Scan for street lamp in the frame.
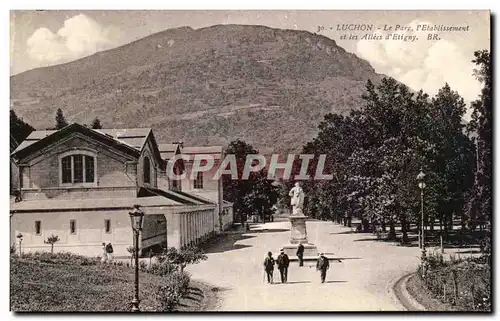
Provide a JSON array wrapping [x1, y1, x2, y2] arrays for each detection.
[[129, 204, 144, 312], [16, 233, 23, 256], [416, 169, 426, 254]]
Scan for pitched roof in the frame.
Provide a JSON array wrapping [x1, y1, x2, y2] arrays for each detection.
[[95, 128, 151, 150], [182, 146, 223, 154], [10, 135, 19, 153], [181, 146, 224, 161], [11, 123, 142, 161], [138, 187, 214, 205], [10, 195, 215, 213], [158, 143, 180, 160]]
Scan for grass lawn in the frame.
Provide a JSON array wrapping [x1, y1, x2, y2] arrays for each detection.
[[10, 256, 217, 312]]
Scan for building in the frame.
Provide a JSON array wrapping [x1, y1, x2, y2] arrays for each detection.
[[10, 123, 232, 257], [178, 145, 233, 231], [10, 135, 19, 194]]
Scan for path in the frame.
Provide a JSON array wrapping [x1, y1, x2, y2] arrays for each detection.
[[187, 219, 422, 311]]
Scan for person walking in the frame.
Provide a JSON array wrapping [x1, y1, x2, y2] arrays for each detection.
[[277, 249, 290, 283], [263, 251, 275, 284], [316, 253, 330, 283], [101, 242, 108, 263], [296, 243, 305, 267], [105, 242, 114, 263]]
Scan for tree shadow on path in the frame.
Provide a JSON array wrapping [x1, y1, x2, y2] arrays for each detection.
[[201, 233, 256, 254]]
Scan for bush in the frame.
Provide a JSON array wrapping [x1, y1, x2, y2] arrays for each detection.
[[20, 251, 99, 266], [147, 261, 179, 276], [420, 254, 491, 311], [159, 245, 207, 272], [155, 271, 191, 311]]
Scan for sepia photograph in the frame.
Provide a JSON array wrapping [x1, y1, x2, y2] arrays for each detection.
[[9, 8, 491, 312]]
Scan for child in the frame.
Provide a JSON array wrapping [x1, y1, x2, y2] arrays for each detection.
[[101, 242, 107, 263]]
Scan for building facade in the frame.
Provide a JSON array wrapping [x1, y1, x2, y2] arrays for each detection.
[[10, 123, 232, 257]]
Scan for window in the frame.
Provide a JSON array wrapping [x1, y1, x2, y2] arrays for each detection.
[[61, 153, 95, 184], [143, 157, 151, 184], [35, 221, 41, 235], [104, 219, 111, 234], [194, 172, 203, 189], [70, 220, 76, 234]]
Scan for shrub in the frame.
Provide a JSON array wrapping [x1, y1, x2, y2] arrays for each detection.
[[420, 256, 491, 311], [155, 271, 191, 311], [159, 245, 207, 272], [147, 261, 179, 276], [20, 251, 99, 266]]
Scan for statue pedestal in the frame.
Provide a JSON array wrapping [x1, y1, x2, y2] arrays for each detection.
[[282, 215, 318, 259]]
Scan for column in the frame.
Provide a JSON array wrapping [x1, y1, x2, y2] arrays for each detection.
[[183, 214, 188, 247], [178, 214, 186, 247], [203, 211, 207, 241], [187, 213, 191, 245], [196, 211, 200, 245]]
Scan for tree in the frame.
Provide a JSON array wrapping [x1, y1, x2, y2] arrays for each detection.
[[44, 234, 60, 254], [222, 140, 278, 222], [428, 84, 475, 235], [10, 110, 34, 144], [466, 50, 491, 230], [287, 75, 475, 246], [55, 108, 69, 129], [163, 246, 207, 272], [91, 117, 103, 129]]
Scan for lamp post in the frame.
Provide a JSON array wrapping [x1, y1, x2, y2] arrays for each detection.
[[416, 170, 426, 254], [129, 204, 144, 312]]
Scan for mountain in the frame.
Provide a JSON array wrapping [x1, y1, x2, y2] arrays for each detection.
[[10, 24, 383, 154]]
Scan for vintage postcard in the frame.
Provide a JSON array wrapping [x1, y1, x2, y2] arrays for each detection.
[[9, 10, 491, 312]]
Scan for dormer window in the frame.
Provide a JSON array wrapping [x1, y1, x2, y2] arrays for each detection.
[[59, 151, 97, 186]]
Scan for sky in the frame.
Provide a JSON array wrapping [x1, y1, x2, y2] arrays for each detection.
[[10, 10, 490, 106]]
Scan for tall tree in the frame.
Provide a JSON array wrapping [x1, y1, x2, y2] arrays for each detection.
[[10, 110, 34, 145], [222, 139, 277, 222], [55, 108, 69, 129], [428, 84, 475, 234], [466, 50, 492, 229], [91, 117, 103, 129]]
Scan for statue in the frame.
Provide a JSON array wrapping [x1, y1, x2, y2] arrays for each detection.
[[289, 182, 305, 216]]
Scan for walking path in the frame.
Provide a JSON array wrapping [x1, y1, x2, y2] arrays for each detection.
[[187, 219, 423, 311]]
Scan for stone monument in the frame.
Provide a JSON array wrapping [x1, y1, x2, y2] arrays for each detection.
[[282, 182, 318, 258]]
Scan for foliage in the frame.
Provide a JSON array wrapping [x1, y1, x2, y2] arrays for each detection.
[[292, 52, 487, 243], [222, 139, 278, 221], [10, 253, 184, 312], [419, 252, 491, 311], [146, 261, 179, 276], [466, 50, 492, 229], [44, 234, 60, 254], [19, 251, 99, 266], [155, 271, 191, 311], [55, 108, 69, 129], [91, 117, 103, 129], [158, 245, 208, 272], [10, 110, 34, 147]]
